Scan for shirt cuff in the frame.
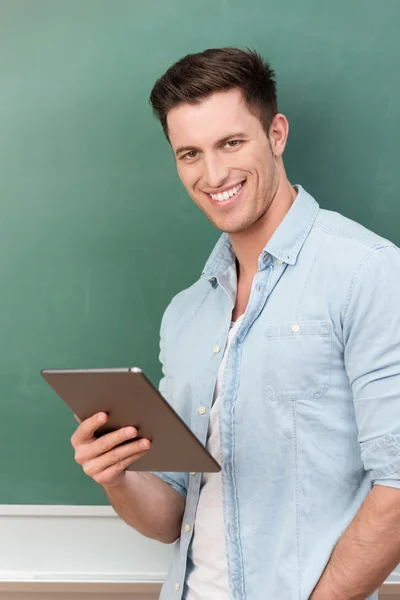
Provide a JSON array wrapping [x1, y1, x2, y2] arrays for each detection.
[[150, 472, 187, 498], [373, 479, 400, 490]]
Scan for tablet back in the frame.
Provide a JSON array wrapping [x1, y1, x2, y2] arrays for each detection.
[[41, 368, 220, 473]]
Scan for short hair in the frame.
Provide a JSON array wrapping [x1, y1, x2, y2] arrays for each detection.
[[149, 47, 278, 140]]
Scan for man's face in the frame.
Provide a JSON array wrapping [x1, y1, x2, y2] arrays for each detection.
[[167, 88, 279, 234]]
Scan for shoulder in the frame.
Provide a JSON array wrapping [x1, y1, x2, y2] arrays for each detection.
[[160, 276, 211, 338], [314, 208, 399, 269], [316, 208, 395, 250]]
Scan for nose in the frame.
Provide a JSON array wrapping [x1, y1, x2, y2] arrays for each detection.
[[203, 154, 229, 190]]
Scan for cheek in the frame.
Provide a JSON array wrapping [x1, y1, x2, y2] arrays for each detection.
[[177, 165, 200, 191]]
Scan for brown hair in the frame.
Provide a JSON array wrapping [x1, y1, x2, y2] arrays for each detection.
[[149, 47, 278, 140]]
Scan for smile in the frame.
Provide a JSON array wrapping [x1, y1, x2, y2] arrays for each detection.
[[209, 182, 243, 202]]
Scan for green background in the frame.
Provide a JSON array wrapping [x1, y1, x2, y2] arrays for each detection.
[[0, 0, 399, 505]]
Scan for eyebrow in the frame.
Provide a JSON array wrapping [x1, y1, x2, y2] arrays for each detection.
[[174, 132, 248, 156]]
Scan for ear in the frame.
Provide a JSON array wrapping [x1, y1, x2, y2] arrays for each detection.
[[268, 114, 289, 158]]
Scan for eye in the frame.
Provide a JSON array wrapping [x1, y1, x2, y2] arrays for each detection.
[[224, 140, 243, 149], [181, 150, 199, 160]]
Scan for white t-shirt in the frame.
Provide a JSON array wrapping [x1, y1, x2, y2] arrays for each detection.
[[184, 316, 244, 600]]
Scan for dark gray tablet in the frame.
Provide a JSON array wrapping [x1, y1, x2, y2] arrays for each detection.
[[41, 367, 220, 473]]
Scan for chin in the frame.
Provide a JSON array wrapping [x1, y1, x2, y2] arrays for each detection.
[[203, 206, 257, 234], [214, 219, 254, 235]]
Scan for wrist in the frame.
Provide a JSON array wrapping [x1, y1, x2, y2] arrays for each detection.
[[309, 573, 344, 600], [101, 472, 128, 492], [310, 590, 343, 600]]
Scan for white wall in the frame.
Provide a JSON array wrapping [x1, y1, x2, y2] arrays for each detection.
[[0, 505, 170, 599]]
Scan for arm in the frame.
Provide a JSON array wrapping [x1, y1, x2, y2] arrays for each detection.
[[310, 484, 400, 600], [103, 470, 185, 544], [71, 412, 185, 545], [311, 245, 400, 599]]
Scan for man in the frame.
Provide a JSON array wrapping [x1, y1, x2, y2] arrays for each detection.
[[71, 48, 400, 599]]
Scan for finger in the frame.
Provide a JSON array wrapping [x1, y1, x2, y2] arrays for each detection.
[[93, 449, 150, 486], [89, 425, 139, 458], [71, 412, 108, 447], [83, 438, 151, 476], [75, 425, 139, 465]]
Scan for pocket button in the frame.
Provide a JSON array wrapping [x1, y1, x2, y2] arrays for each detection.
[[291, 324, 300, 333]]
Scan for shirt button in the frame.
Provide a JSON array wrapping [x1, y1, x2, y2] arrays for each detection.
[[184, 524, 191, 532], [292, 324, 300, 333], [190, 472, 197, 476], [175, 582, 180, 591], [198, 406, 206, 415], [213, 345, 221, 353]]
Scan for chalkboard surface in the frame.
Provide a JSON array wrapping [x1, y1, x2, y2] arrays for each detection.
[[0, 0, 399, 504]]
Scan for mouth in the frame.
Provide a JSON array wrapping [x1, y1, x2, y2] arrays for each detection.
[[206, 180, 246, 208]]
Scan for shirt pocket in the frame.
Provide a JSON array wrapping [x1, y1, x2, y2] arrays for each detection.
[[264, 320, 332, 403]]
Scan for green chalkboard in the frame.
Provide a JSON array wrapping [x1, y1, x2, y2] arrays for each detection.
[[0, 0, 399, 505]]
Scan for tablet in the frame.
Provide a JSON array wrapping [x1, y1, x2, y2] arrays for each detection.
[[41, 367, 220, 473]]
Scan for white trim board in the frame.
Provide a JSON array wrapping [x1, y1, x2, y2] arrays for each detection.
[[0, 505, 115, 517], [0, 581, 162, 594], [0, 505, 172, 584], [0, 574, 164, 583]]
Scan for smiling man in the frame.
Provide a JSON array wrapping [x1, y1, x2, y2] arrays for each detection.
[[72, 48, 400, 600], [147, 47, 400, 600]]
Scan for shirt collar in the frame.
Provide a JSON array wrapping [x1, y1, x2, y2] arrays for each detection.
[[202, 184, 320, 279]]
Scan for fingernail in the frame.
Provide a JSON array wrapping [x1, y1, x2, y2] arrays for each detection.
[[140, 440, 150, 450], [97, 413, 105, 423]]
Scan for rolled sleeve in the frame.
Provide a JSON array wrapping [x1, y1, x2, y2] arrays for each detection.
[[343, 245, 400, 486], [374, 480, 400, 490], [150, 306, 188, 499]]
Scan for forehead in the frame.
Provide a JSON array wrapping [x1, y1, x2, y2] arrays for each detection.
[[167, 89, 261, 149]]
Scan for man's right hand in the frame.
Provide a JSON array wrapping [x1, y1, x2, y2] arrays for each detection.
[[71, 412, 151, 489]]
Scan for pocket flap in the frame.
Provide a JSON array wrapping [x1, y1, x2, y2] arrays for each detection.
[[266, 320, 331, 338]]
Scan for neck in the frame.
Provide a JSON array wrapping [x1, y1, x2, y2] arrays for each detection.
[[229, 178, 297, 281]]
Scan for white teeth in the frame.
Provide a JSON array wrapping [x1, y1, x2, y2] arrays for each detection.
[[210, 182, 243, 202]]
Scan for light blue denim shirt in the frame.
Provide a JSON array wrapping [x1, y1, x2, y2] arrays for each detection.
[[153, 185, 400, 600]]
